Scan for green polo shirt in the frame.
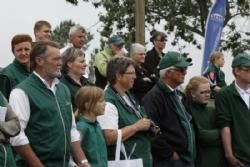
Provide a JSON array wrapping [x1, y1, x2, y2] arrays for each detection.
[[77, 117, 108, 167]]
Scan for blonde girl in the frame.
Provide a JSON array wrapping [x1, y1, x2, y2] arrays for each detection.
[[75, 86, 107, 167]]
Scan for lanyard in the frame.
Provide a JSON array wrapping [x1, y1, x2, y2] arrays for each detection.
[[110, 86, 143, 119]]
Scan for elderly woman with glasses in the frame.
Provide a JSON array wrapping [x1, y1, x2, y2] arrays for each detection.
[[184, 76, 226, 167], [97, 57, 153, 167], [130, 43, 158, 102], [61, 47, 92, 112]]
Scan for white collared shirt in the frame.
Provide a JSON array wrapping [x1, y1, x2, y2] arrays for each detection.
[[235, 82, 250, 109], [9, 72, 80, 146]]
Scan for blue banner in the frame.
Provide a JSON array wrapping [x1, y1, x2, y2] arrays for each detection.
[[201, 0, 227, 73]]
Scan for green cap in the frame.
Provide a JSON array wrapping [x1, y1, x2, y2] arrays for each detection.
[[232, 52, 250, 68], [158, 51, 192, 70], [108, 35, 124, 45]]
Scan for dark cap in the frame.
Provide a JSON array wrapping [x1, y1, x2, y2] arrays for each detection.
[[158, 51, 192, 70], [108, 35, 124, 45], [232, 52, 250, 68]]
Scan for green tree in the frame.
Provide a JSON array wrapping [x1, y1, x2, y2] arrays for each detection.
[[66, 0, 250, 55], [51, 20, 75, 48], [51, 20, 94, 49]]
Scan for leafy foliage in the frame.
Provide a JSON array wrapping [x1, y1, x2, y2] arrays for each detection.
[[51, 20, 75, 48], [66, 0, 250, 56]]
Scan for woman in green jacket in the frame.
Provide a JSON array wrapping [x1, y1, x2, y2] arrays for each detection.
[[184, 76, 226, 167], [0, 34, 32, 99]]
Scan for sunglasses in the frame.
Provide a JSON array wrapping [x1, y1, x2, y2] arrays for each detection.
[[156, 38, 167, 42]]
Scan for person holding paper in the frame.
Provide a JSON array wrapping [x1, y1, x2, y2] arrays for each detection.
[[0, 91, 21, 167]]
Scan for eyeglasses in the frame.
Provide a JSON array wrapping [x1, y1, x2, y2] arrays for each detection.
[[240, 67, 250, 72], [136, 53, 146, 56], [199, 90, 211, 95], [123, 71, 136, 76], [170, 67, 187, 73]]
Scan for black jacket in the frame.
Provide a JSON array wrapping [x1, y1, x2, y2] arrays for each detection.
[[142, 81, 188, 161], [131, 64, 158, 103], [145, 47, 164, 78]]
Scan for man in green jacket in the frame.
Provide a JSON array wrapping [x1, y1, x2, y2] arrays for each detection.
[[216, 53, 250, 167], [94, 35, 125, 89], [143, 52, 196, 167], [9, 41, 90, 167]]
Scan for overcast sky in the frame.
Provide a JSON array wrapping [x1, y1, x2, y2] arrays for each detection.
[[0, 0, 235, 84], [0, 0, 102, 66]]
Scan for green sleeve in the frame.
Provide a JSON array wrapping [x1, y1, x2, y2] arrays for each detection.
[[77, 121, 90, 142], [0, 75, 13, 99], [215, 90, 232, 129], [94, 52, 108, 77]]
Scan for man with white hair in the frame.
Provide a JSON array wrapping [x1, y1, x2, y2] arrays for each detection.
[[143, 51, 196, 167], [60, 25, 87, 54]]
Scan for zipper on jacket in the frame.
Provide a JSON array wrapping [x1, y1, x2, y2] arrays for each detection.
[[55, 96, 67, 167]]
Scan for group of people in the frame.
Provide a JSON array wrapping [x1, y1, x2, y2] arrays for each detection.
[[0, 19, 250, 167]]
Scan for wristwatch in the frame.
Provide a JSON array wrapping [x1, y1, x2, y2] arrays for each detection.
[[78, 159, 88, 165]]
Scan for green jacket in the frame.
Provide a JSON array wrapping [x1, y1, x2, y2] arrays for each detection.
[[0, 92, 20, 167], [16, 73, 72, 167], [0, 59, 30, 99], [188, 102, 226, 167], [94, 47, 115, 77], [105, 86, 152, 167], [203, 64, 226, 98], [216, 82, 250, 163], [77, 117, 108, 167]]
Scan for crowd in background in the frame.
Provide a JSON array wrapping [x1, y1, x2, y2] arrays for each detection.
[[0, 19, 250, 167]]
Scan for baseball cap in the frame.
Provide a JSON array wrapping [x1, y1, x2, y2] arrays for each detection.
[[158, 51, 192, 70]]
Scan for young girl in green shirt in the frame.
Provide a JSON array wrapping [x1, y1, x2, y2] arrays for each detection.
[[75, 86, 108, 167]]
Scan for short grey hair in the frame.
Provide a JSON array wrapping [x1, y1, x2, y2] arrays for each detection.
[[68, 24, 86, 37], [159, 66, 175, 78], [130, 43, 145, 57]]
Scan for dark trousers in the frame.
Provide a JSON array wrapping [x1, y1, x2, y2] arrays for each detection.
[[233, 164, 250, 167], [154, 159, 195, 167]]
